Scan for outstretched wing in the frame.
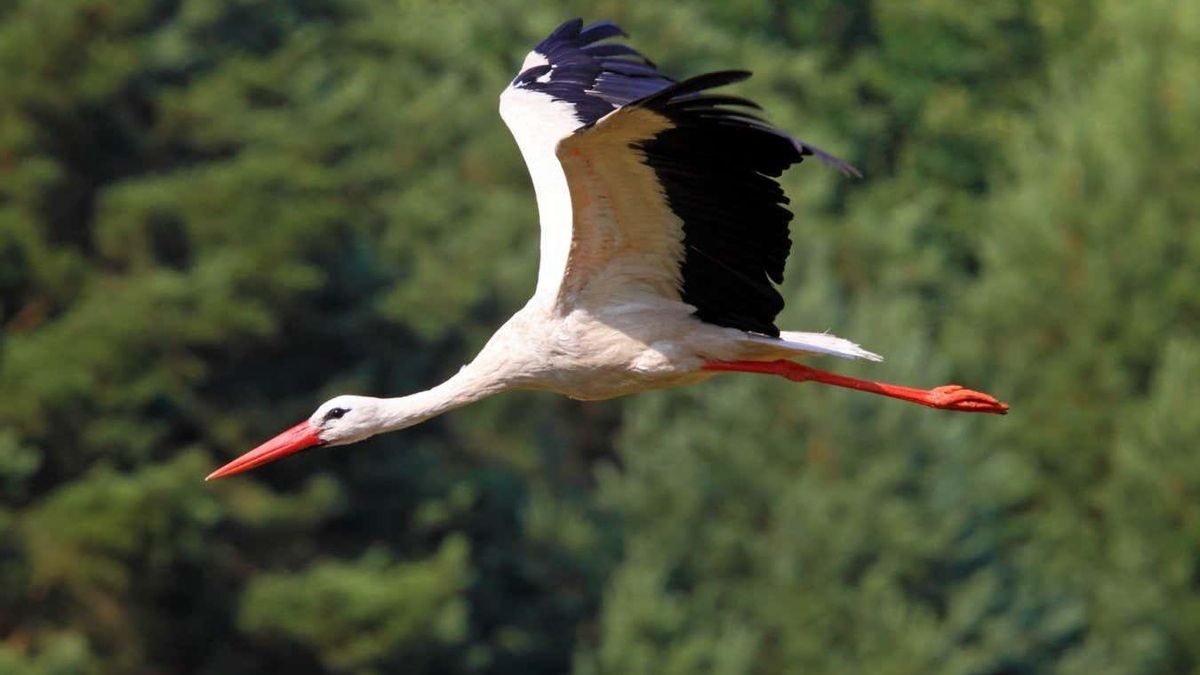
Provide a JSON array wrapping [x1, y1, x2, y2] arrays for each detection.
[[499, 19, 674, 300], [500, 20, 857, 336], [556, 72, 859, 336]]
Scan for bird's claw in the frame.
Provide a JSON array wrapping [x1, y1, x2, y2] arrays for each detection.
[[927, 385, 1009, 415]]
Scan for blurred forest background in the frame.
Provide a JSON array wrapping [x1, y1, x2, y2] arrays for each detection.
[[1, 0, 1198, 673]]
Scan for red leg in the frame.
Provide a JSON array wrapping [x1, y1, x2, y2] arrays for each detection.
[[703, 360, 1009, 415]]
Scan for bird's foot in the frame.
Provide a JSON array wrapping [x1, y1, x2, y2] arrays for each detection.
[[924, 385, 1009, 415]]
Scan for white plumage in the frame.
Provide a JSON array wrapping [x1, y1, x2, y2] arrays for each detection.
[[207, 18, 1006, 481]]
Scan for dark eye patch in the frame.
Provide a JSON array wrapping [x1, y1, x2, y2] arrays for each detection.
[[324, 407, 349, 421]]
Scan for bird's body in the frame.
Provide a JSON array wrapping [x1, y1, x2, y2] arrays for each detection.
[[207, 19, 1006, 481], [478, 301, 711, 401], [448, 297, 853, 402]]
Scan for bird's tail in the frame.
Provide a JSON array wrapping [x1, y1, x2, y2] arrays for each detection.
[[741, 331, 883, 362]]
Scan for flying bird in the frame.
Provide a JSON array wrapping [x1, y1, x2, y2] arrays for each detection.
[[207, 19, 1007, 481]]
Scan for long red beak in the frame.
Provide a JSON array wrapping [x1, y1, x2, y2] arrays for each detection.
[[206, 421, 323, 481]]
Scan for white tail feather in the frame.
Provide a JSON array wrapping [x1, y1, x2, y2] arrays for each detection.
[[745, 331, 883, 362]]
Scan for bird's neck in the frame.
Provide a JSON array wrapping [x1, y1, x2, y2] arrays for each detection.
[[375, 355, 516, 433]]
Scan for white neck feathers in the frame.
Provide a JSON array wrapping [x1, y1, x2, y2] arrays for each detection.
[[375, 356, 514, 433]]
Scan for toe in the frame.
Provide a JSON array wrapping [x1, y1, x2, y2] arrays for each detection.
[[931, 387, 1009, 414]]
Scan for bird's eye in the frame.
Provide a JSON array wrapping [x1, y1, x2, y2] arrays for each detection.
[[324, 407, 349, 421]]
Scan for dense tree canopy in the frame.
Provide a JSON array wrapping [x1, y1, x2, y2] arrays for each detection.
[[1, 1, 1196, 673]]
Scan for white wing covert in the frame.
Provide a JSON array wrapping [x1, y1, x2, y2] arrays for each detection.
[[499, 19, 674, 301]]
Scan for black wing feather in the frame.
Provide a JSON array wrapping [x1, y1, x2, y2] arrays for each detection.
[[626, 73, 860, 335], [517, 18, 675, 125]]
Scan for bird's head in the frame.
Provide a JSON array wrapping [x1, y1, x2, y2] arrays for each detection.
[[206, 394, 384, 481]]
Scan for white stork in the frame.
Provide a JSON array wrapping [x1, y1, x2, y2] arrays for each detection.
[[207, 19, 1007, 481]]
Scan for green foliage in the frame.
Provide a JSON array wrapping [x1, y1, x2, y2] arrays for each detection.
[[0, 632, 101, 675], [1, 0, 1196, 674], [240, 539, 470, 673]]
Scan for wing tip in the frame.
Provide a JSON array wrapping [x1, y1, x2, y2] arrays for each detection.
[[539, 17, 585, 50], [794, 139, 862, 178], [580, 19, 629, 41]]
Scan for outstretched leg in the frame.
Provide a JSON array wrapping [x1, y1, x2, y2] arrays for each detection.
[[703, 360, 1008, 414]]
